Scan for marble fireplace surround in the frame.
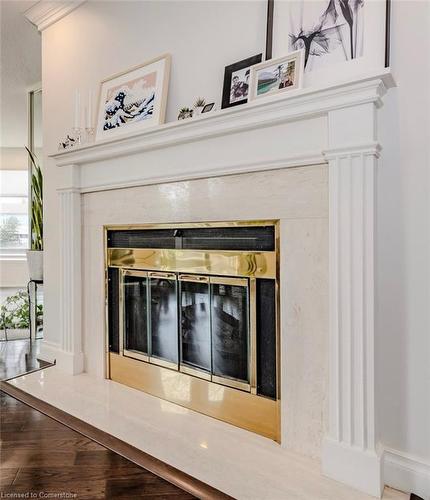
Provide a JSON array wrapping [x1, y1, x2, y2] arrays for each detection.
[[41, 70, 393, 497]]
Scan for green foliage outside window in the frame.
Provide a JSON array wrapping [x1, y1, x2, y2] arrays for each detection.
[[0, 290, 43, 331]]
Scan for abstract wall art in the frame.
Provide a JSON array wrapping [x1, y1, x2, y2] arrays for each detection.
[[267, 0, 390, 88]]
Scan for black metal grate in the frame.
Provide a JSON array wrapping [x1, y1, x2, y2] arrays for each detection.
[[108, 267, 120, 353], [107, 225, 275, 251], [256, 279, 277, 399]]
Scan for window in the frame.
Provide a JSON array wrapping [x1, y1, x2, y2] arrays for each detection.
[[0, 170, 28, 257]]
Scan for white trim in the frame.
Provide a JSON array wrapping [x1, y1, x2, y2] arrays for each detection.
[[40, 340, 84, 375], [322, 438, 383, 497], [384, 449, 430, 499], [23, 1, 86, 32], [78, 152, 325, 194]]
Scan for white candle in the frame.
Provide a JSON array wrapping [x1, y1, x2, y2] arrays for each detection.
[[87, 90, 92, 129], [74, 89, 80, 129]]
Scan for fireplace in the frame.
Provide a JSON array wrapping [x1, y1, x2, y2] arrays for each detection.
[[105, 221, 280, 440]]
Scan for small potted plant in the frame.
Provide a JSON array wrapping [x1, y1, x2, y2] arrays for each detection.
[[178, 107, 193, 120], [193, 97, 206, 116], [25, 147, 43, 281]]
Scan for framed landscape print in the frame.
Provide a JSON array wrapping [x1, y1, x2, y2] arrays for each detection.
[[95, 54, 171, 142], [221, 54, 262, 109], [248, 50, 304, 101], [268, 0, 390, 88]]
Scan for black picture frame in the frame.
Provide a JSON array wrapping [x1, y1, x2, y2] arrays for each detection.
[[265, 0, 274, 60], [201, 103, 215, 113], [265, 0, 391, 68], [221, 54, 263, 109]]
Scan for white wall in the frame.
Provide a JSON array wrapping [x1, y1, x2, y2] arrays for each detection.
[[0, 259, 28, 288], [0, 1, 41, 148], [376, 0, 430, 492]]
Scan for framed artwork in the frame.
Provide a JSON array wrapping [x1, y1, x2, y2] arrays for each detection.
[[95, 54, 171, 142], [201, 103, 215, 113], [248, 50, 304, 101], [221, 54, 262, 109], [266, 0, 390, 88]]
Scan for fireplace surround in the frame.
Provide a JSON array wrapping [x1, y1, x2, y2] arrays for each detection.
[[106, 221, 280, 440], [40, 71, 394, 497]]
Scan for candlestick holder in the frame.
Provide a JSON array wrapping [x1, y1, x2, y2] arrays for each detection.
[[85, 127, 95, 144], [72, 127, 82, 146]]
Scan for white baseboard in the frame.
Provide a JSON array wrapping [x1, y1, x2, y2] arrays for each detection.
[[384, 448, 430, 500], [322, 437, 383, 497], [39, 340, 84, 375]]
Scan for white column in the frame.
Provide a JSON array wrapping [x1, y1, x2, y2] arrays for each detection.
[[52, 164, 84, 374], [322, 102, 383, 497]]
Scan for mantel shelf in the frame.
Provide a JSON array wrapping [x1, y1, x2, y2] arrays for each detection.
[[51, 69, 394, 168]]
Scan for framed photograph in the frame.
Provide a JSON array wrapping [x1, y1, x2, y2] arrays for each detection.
[[266, 0, 390, 88], [221, 54, 262, 109], [201, 102, 215, 113], [95, 54, 171, 142], [248, 50, 304, 101]]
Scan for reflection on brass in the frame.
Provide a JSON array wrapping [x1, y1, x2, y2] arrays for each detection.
[[124, 269, 148, 278], [209, 276, 248, 287], [105, 220, 278, 231], [249, 277, 257, 395], [180, 364, 211, 381], [124, 349, 149, 363], [148, 271, 177, 280], [110, 353, 280, 442], [108, 248, 276, 279], [211, 375, 250, 392], [179, 274, 209, 283]]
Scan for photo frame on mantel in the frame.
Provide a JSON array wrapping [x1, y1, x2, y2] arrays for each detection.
[[95, 54, 171, 142], [221, 54, 263, 109], [265, 0, 391, 88]]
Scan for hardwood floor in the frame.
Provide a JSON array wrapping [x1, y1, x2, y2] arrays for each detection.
[[0, 391, 196, 499], [0, 339, 50, 381]]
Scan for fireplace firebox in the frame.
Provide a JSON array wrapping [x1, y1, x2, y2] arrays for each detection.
[[105, 221, 280, 440]]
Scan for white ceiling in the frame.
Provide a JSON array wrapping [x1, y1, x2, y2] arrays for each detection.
[[0, 0, 41, 148]]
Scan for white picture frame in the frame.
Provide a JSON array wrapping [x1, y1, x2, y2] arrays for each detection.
[[248, 50, 304, 101], [271, 0, 389, 89], [95, 54, 171, 142]]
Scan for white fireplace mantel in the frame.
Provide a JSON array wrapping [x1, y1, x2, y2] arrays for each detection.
[[47, 70, 395, 498]]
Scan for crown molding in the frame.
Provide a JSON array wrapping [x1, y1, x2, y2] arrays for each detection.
[[24, 1, 87, 31]]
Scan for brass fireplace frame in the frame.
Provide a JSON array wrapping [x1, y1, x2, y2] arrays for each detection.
[[104, 220, 281, 442]]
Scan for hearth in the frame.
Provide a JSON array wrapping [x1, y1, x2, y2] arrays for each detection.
[[105, 221, 280, 440]]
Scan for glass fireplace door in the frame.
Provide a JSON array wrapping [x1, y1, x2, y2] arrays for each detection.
[[179, 275, 211, 380], [149, 272, 178, 368], [210, 277, 250, 391], [122, 270, 149, 361]]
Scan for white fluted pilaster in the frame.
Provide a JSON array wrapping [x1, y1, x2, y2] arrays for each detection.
[[322, 103, 383, 497], [55, 164, 84, 374]]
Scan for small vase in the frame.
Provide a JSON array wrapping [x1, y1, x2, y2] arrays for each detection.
[[193, 106, 204, 117], [26, 250, 44, 281]]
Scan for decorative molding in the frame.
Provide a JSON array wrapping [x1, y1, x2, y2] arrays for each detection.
[[50, 70, 394, 168], [321, 103, 382, 497], [323, 142, 382, 160], [384, 448, 430, 499], [80, 151, 325, 194], [58, 165, 84, 375], [24, 1, 86, 32]]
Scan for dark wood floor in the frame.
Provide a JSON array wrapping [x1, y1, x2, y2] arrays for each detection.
[[0, 391, 195, 499], [0, 339, 50, 381]]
